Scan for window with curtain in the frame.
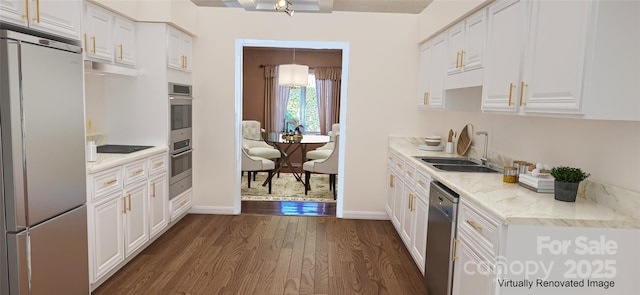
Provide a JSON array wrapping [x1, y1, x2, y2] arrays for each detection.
[[284, 70, 320, 134]]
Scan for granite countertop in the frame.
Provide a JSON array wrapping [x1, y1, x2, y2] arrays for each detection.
[[389, 137, 640, 229], [87, 146, 169, 174]]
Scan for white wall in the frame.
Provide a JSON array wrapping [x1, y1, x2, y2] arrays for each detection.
[[192, 8, 420, 215]]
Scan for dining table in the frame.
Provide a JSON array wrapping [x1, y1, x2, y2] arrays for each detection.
[[260, 132, 331, 187]]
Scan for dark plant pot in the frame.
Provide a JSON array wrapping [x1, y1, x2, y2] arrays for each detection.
[[554, 181, 580, 202]]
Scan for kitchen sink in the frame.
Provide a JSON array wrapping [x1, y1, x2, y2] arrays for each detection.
[[431, 164, 500, 173], [414, 156, 500, 173], [418, 157, 480, 165]]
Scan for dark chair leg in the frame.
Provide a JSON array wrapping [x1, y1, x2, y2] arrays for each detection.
[[332, 174, 337, 199], [253, 171, 257, 181], [305, 171, 310, 195], [268, 170, 272, 194], [247, 171, 251, 188], [329, 174, 334, 190]]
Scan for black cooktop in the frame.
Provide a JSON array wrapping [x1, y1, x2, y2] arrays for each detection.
[[97, 145, 154, 154]]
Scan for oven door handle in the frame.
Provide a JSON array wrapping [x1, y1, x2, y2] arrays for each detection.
[[171, 148, 193, 158]]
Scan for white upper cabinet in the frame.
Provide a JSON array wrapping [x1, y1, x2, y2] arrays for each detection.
[[167, 25, 192, 72], [418, 33, 447, 109], [0, 0, 81, 40], [446, 9, 486, 75], [481, 0, 526, 112], [113, 16, 135, 66], [520, 0, 593, 115], [84, 3, 113, 62]]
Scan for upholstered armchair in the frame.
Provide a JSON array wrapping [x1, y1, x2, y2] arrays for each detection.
[[242, 120, 281, 177], [303, 135, 339, 199], [241, 149, 274, 194], [306, 123, 339, 160]]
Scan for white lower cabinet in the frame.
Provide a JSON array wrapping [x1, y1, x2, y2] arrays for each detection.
[[123, 180, 148, 257], [148, 172, 168, 238], [452, 232, 495, 295], [87, 152, 169, 285], [386, 152, 430, 274], [89, 190, 124, 281], [169, 188, 192, 222]]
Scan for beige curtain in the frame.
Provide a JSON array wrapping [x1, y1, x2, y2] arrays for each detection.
[[262, 66, 276, 133], [315, 67, 341, 135]]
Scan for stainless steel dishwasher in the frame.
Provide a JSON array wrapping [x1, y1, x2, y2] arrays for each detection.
[[424, 181, 459, 295]]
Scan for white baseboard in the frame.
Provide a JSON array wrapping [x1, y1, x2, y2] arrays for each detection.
[[189, 205, 236, 215], [341, 211, 390, 220]]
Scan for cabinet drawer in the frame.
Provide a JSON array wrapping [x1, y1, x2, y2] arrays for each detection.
[[391, 153, 404, 171], [402, 160, 416, 181], [458, 199, 500, 256], [415, 170, 432, 193], [124, 159, 148, 186], [89, 166, 123, 201], [148, 153, 168, 176], [170, 188, 192, 222]]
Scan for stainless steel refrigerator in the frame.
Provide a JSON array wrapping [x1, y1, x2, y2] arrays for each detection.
[[1, 30, 88, 294]]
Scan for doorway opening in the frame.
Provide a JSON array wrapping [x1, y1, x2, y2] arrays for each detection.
[[234, 39, 350, 217]]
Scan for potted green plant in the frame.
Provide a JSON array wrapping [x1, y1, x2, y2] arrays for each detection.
[[549, 166, 590, 202]]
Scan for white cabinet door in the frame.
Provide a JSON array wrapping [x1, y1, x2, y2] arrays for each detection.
[[452, 234, 495, 295], [89, 191, 125, 283], [84, 3, 113, 61], [123, 181, 149, 257], [427, 33, 448, 108], [463, 9, 487, 71], [385, 169, 395, 217], [521, 0, 592, 115], [418, 41, 432, 106], [481, 0, 526, 112], [446, 23, 465, 75], [400, 185, 414, 247], [167, 26, 183, 70], [391, 176, 404, 231], [410, 193, 428, 275], [181, 33, 192, 72], [30, 0, 81, 40], [148, 173, 168, 238], [113, 16, 135, 66], [0, 0, 28, 27]]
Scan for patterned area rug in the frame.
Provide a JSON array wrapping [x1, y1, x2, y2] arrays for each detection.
[[241, 172, 336, 203]]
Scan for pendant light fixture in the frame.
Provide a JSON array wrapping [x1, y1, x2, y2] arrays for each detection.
[[279, 48, 309, 87]]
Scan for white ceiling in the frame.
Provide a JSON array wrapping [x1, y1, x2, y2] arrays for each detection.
[[191, 0, 432, 14]]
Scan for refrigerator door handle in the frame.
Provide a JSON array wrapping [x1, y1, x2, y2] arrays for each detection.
[[1, 38, 27, 231]]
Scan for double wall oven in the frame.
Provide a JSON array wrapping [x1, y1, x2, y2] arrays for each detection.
[[169, 83, 193, 200]]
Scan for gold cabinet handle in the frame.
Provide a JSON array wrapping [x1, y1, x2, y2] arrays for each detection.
[[408, 193, 412, 210], [396, 163, 401, 168], [405, 171, 413, 177], [389, 175, 395, 188], [33, 0, 40, 23], [127, 194, 132, 211], [133, 169, 144, 175], [508, 83, 515, 106], [455, 51, 460, 68], [184, 56, 188, 69], [424, 92, 429, 105], [104, 179, 117, 186], [151, 182, 156, 198], [118, 44, 123, 60], [122, 197, 127, 214], [22, 0, 29, 19], [520, 82, 528, 106], [452, 238, 459, 261], [83, 34, 87, 53], [90, 36, 96, 54], [154, 161, 164, 168], [417, 180, 425, 186], [460, 50, 465, 67], [466, 220, 483, 232]]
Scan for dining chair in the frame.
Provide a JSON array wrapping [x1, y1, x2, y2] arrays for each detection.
[[306, 123, 339, 160], [242, 120, 281, 178], [241, 148, 274, 194], [303, 135, 339, 199]]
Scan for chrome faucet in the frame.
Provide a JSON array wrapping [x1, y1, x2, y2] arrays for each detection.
[[475, 131, 489, 166]]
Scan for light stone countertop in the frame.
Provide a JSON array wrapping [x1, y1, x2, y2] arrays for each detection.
[[389, 136, 640, 229], [86, 146, 169, 174]]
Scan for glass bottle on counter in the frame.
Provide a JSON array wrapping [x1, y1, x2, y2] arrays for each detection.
[[503, 166, 517, 183]]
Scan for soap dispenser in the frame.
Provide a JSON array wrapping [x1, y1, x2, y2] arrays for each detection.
[[87, 141, 97, 162]]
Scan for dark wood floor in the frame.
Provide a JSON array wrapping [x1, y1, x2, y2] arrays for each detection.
[[92, 214, 427, 295]]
